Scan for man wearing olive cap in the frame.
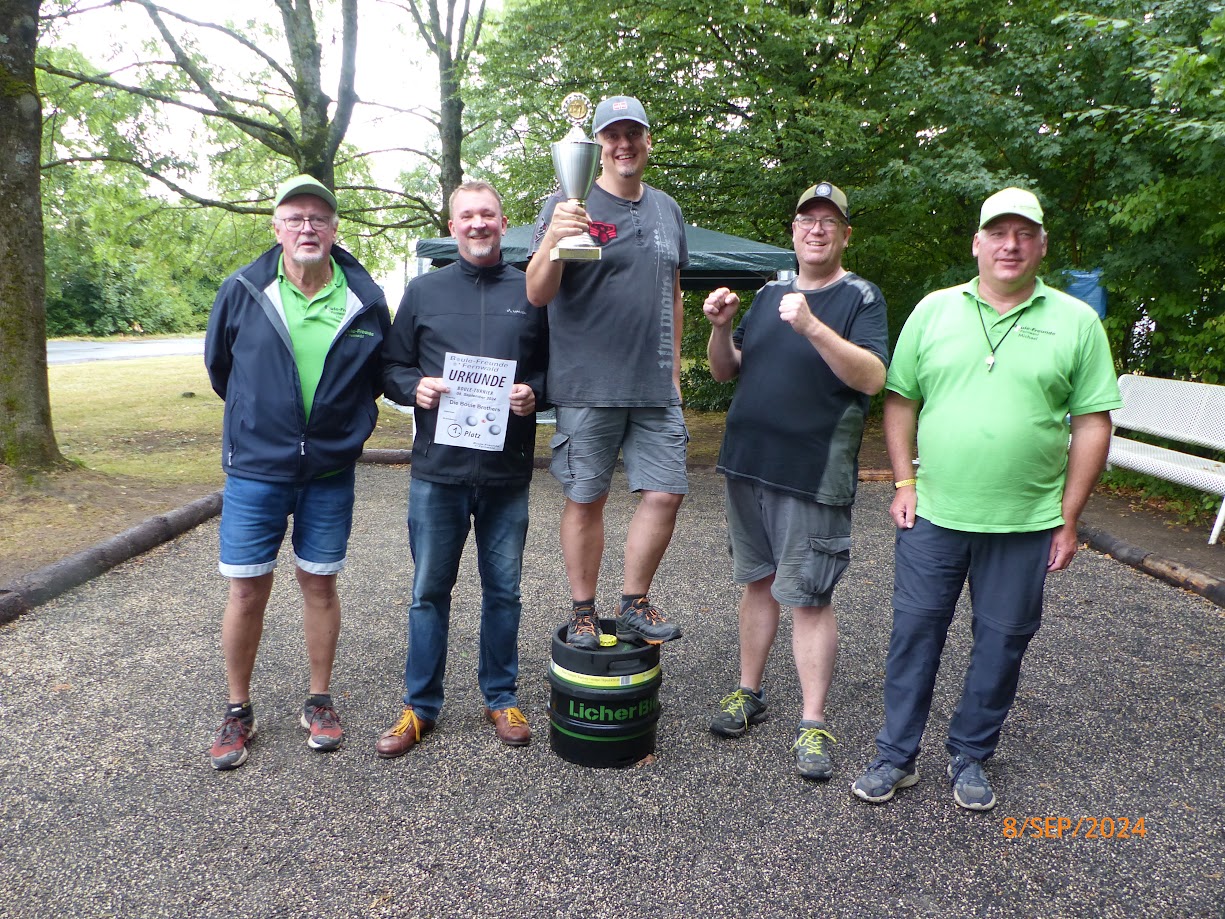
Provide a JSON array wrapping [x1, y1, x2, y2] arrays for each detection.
[[204, 174, 391, 770], [851, 187, 1120, 810], [703, 182, 889, 781]]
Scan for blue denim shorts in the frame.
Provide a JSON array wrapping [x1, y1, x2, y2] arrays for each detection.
[[218, 466, 356, 578], [549, 405, 688, 503]]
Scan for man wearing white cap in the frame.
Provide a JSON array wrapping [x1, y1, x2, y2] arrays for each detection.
[[851, 187, 1120, 810], [527, 95, 689, 650], [204, 174, 390, 770]]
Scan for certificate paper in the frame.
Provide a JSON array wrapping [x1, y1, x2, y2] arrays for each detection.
[[434, 352, 517, 452]]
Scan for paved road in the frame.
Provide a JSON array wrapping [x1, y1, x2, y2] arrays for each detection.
[[1, 467, 1221, 918], [47, 337, 204, 364]]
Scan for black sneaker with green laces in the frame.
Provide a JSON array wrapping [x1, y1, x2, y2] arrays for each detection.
[[792, 720, 837, 780], [709, 687, 768, 738], [565, 605, 601, 650]]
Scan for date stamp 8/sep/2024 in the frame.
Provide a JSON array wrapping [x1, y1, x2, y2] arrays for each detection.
[[1003, 816, 1148, 839]]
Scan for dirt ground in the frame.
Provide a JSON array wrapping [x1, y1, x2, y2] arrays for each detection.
[[2, 415, 1221, 587]]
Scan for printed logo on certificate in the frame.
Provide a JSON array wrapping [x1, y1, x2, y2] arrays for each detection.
[[435, 352, 517, 452]]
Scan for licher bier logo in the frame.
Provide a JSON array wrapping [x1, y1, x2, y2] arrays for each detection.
[[568, 697, 659, 723]]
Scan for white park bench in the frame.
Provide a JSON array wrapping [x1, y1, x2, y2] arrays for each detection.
[[1107, 374, 1225, 545]]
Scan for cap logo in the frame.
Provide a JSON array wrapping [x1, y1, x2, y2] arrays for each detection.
[[613, 101, 627, 111], [816, 183, 832, 196]]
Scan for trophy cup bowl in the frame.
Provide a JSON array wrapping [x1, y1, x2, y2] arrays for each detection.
[[550, 94, 603, 262]]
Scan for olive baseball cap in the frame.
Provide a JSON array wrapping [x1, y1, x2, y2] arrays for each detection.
[[795, 182, 849, 221], [274, 174, 338, 211], [592, 96, 650, 134], [979, 187, 1043, 228]]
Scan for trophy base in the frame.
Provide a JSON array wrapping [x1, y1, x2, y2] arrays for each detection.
[[550, 244, 602, 262]]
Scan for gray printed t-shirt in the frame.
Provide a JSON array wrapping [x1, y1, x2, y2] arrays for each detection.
[[530, 183, 688, 406]]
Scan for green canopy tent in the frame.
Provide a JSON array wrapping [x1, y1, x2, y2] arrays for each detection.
[[414, 223, 795, 291]]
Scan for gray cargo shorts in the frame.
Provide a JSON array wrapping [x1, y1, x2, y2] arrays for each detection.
[[724, 477, 852, 608]]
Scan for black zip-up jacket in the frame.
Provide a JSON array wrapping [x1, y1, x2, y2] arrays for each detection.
[[383, 255, 548, 486], [205, 244, 391, 484]]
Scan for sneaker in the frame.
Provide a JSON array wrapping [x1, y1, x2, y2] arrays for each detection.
[[565, 605, 601, 650], [300, 698, 344, 752], [210, 714, 256, 770], [375, 706, 435, 759], [851, 757, 919, 803], [948, 754, 996, 811], [791, 721, 837, 780], [616, 597, 682, 644], [709, 687, 768, 738]]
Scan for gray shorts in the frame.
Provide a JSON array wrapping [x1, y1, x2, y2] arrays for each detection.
[[550, 405, 688, 503], [724, 477, 852, 608]]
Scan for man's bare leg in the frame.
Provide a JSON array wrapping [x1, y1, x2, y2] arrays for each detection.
[[221, 572, 274, 703]]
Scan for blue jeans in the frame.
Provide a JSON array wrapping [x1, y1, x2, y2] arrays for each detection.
[[875, 518, 1052, 767], [403, 478, 530, 720]]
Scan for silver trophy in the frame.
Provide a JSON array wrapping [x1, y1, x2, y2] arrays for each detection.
[[549, 92, 602, 261]]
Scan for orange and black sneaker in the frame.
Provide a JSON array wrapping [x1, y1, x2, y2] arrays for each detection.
[[616, 597, 682, 644], [300, 696, 344, 752], [565, 604, 601, 650], [210, 708, 256, 771]]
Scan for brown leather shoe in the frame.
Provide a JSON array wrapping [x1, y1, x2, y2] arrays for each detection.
[[376, 706, 435, 759], [485, 706, 531, 747]]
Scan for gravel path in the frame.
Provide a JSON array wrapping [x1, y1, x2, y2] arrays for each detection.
[[2, 466, 1221, 918]]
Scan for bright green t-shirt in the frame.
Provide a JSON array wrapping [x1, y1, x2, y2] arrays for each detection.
[[886, 277, 1121, 533], [278, 256, 349, 420]]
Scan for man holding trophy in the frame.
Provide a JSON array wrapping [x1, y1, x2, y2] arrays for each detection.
[[527, 94, 689, 650]]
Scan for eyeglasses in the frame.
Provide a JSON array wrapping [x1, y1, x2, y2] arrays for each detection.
[[276, 215, 335, 231], [793, 215, 845, 231]]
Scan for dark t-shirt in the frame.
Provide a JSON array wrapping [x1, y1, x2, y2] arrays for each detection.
[[530, 183, 688, 406], [717, 275, 890, 504]]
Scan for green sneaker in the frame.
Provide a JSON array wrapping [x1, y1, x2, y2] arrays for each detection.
[[792, 721, 837, 780], [709, 687, 767, 738]]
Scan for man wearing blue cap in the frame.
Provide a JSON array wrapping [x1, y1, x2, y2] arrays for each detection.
[[851, 187, 1120, 810], [205, 174, 390, 770], [527, 95, 689, 650]]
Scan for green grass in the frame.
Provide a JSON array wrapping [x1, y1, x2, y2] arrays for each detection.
[[49, 356, 417, 485]]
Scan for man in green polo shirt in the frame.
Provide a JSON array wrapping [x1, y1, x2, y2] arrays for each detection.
[[205, 175, 390, 771], [851, 187, 1120, 811]]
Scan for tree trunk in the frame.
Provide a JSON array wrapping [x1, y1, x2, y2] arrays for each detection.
[[438, 60, 464, 227], [0, 0, 62, 469]]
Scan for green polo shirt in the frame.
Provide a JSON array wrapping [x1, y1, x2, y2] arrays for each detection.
[[278, 255, 349, 420], [886, 277, 1121, 533]]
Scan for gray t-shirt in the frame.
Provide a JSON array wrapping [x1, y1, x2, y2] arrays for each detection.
[[530, 183, 688, 406]]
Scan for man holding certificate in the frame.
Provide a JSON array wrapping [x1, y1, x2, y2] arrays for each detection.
[[379, 181, 548, 756]]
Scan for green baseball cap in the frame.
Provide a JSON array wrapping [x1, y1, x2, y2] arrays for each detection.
[[274, 174, 337, 211], [796, 182, 849, 221], [979, 187, 1043, 228]]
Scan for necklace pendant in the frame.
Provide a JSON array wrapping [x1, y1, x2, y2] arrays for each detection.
[[985, 354, 995, 370]]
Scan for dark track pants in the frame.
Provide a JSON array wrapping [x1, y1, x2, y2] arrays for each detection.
[[874, 517, 1054, 767]]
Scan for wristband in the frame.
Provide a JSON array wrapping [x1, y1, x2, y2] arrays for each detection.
[[894, 478, 917, 489]]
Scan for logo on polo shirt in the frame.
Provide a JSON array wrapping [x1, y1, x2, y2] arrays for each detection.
[[589, 221, 617, 244]]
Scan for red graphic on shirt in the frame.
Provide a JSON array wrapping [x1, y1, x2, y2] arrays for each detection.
[[589, 221, 617, 244]]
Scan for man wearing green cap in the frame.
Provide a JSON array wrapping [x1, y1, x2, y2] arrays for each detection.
[[204, 174, 390, 770], [851, 187, 1120, 810]]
